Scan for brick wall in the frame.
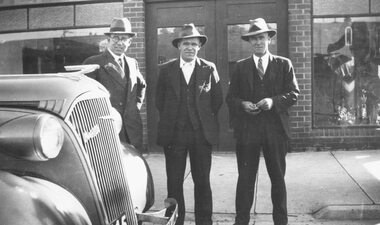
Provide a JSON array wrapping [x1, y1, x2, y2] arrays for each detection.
[[288, 0, 313, 150], [288, 0, 380, 151], [123, 0, 148, 151]]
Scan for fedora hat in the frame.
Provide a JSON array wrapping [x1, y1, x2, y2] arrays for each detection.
[[241, 18, 276, 41], [172, 23, 208, 48], [104, 17, 136, 37]]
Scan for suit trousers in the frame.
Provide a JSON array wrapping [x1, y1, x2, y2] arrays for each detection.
[[234, 119, 288, 225], [164, 124, 213, 225]]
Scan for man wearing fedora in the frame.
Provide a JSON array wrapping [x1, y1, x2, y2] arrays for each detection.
[[155, 23, 223, 225], [226, 18, 300, 225], [83, 17, 146, 151]]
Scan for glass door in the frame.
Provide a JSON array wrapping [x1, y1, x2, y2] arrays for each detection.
[[145, 0, 216, 151], [146, 0, 287, 151]]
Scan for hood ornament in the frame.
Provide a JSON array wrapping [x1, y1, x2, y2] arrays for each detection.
[[83, 124, 100, 144]]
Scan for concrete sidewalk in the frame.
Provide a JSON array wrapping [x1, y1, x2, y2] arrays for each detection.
[[144, 150, 380, 224]]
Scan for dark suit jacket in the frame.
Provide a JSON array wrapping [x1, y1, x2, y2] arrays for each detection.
[[156, 58, 223, 146], [83, 49, 146, 149], [226, 54, 300, 139]]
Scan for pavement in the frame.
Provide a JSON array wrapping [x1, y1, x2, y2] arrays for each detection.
[[143, 150, 380, 225]]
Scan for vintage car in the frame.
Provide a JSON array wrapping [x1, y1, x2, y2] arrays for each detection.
[[0, 65, 177, 225]]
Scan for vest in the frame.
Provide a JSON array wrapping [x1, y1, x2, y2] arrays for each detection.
[[117, 59, 130, 113], [175, 69, 201, 130], [252, 69, 270, 103], [250, 66, 281, 125]]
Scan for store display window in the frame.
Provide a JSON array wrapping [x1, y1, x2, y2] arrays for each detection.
[[0, 28, 107, 74], [313, 17, 380, 126]]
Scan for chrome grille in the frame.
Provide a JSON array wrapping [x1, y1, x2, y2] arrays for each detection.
[[68, 97, 137, 224]]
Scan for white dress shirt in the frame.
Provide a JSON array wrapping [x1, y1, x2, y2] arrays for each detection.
[[180, 58, 196, 84]]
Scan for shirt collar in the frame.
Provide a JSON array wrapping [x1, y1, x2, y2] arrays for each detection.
[[253, 52, 270, 65], [180, 57, 197, 68]]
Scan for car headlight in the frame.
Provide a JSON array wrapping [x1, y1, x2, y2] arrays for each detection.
[[0, 114, 64, 161], [34, 115, 64, 159]]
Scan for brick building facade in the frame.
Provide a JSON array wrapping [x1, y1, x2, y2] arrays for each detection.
[[1, 0, 380, 151]]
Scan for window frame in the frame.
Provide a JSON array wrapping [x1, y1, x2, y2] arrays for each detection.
[[312, 9, 380, 128]]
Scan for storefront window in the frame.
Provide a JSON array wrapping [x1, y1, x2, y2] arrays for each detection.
[[157, 26, 205, 65], [313, 17, 380, 127], [0, 28, 108, 74]]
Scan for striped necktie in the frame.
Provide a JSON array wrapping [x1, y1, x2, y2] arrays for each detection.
[[117, 58, 123, 68], [257, 57, 264, 79], [117, 57, 124, 78]]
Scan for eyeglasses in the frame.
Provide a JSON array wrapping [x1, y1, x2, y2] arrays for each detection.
[[111, 35, 131, 43]]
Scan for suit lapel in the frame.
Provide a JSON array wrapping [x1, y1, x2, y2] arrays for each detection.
[[247, 56, 255, 91], [247, 55, 275, 90], [267, 54, 276, 82], [125, 56, 137, 92], [195, 58, 205, 98], [169, 59, 181, 98], [169, 58, 208, 99], [103, 51, 128, 87]]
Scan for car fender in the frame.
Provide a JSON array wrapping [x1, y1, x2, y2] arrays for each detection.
[[0, 171, 91, 225], [121, 143, 154, 213]]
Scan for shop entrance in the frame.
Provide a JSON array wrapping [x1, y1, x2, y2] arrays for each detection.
[[145, 0, 288, 151]]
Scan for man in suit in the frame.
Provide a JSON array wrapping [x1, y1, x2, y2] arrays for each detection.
[[226, 18, 300, 225], [83, 18, 146, 151], [156, 23, 223, 225]]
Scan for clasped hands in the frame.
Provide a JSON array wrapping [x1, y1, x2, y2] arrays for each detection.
[[241, 98, 273, 116]]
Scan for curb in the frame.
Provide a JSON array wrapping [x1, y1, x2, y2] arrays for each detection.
[[313, 205, 380, 220]]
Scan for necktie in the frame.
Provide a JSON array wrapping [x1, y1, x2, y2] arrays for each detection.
[[117, 58, 125, 78], [117, 58, 123, 68], [258, 58, 264, 79]]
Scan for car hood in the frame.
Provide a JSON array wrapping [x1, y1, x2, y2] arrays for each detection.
[[0, 73, 109, 117]]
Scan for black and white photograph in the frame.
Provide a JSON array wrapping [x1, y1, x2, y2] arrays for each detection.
[[0, 0, 379, 225]]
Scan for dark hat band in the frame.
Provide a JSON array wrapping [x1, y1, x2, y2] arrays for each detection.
[[105, 17, 136, 36], [171, 23, 208, 48], [241, 18, 277, 41], [249, 25, 262, 33], [110, 27, 127, 32]]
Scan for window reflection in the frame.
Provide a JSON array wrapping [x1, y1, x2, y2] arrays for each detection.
[[157, 26, 205, 65], [0, 28, 108, 74], [313, 17, 380, 126], [227, 23, 277, 79]]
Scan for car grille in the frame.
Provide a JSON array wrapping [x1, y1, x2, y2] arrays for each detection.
[[67, 97, 138, 224]]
